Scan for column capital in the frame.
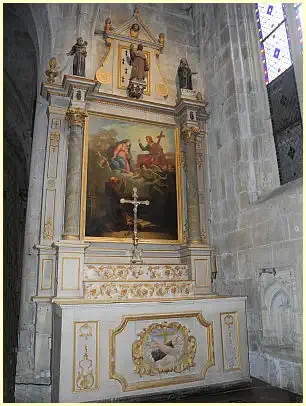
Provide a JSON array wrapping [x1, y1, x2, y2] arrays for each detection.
[[182, 127, 201, 143], [66, 107, 88, 128]]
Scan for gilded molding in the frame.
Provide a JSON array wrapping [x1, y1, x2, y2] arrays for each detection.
[[84, 264, 189, 281], [109, 311, 215, 392], [76, 345, 95, 390], [49, 132, 60, 148], [66, 108, 88, 128], [132, 321, 196, 376], [182, 127, 200, 144], [51, 118, 61, 129], [85, 282, 194, 300], [73, 321, 99, 392], [154, 50, 169, 97], [43, 217, 54, 240], [80, 117, 183, 244]]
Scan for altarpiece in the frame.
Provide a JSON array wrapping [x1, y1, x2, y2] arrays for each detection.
[[39, 8, 250, 402]]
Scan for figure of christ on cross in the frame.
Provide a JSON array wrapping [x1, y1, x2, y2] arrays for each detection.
[[120, 187, 150, 263]]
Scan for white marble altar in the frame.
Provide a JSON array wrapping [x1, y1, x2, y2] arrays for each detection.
[[36, 8, 250, 402]]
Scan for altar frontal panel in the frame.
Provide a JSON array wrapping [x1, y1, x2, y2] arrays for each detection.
[[81, 113, 182, 243], [109, 312, 214, 391]]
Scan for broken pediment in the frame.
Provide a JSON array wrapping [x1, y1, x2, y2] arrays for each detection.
[[94, 6, 168, 101], [95, 7, 162, 49]]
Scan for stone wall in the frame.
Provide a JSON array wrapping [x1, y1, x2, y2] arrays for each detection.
[[14, 3, 199, 402], [192, 3, 302, 394]]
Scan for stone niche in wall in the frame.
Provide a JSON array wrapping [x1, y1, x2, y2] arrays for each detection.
[[258, 267, 299, 354]]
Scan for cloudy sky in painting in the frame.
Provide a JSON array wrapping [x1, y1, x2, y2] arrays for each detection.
[[88, 115, 176, 160]]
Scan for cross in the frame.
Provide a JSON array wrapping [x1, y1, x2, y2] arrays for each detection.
[[120, 187, 150, 263]]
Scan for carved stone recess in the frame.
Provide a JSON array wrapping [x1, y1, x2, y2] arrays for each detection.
[[85, 281, 194, 300], [84, 264, 189, 281]]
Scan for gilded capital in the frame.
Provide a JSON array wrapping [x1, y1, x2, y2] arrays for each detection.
[[66, 108, 88, 128], [182, 128, 196, 144]]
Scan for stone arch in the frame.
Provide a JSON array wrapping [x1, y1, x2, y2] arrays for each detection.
[[4, 3, 52, 402]]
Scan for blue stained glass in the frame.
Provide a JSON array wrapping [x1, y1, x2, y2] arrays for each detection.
[[262, 23, 292, 83], [257, 3, 285, 40], [267, 5, 274, 15]]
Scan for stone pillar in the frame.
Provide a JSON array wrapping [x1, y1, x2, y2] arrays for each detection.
[[63, 108, 87, 240], [183, 127, 202, 244]]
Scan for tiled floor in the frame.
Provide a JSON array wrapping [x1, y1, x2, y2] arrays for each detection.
[[101, 378, 302, 403]]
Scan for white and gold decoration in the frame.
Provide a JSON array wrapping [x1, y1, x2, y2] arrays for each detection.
[[85, 281, 194, 300], [73, 321, 99, 392], [37, 6, 250, 403], [84, 264, 189, 281], [108, 310, 216, 393], [220, 312, 241, 372], [132, 321, 196, 376]]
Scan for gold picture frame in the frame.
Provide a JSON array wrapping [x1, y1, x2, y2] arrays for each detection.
[[80, 111, 183, 244]]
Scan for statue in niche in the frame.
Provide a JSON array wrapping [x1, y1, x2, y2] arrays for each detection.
[[67, 37, 88, 77], [130, 23, 140, 39], [129, 44, 149, 81], [177, 58, 196, 90]]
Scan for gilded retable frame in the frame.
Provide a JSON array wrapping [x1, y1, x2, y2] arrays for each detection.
[[80, 111, 183, 244]]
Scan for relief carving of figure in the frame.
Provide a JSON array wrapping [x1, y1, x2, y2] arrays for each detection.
[[67, 37, 88, 77], [130, 23, 140, 38], [129, 44, 149, 81], [177, 58, 195, 90]]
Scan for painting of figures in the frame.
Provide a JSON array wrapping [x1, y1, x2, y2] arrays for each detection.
[[82, 114, 182, 242]]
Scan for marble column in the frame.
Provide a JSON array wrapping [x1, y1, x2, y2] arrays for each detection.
[[183, 127, 202, 244], [63, 108, 87, 239]]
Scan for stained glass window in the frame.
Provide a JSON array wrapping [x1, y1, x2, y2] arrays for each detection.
[[256, 3, 292, 84], [255, 4, 303, 185], [295, 3, 303, 45]]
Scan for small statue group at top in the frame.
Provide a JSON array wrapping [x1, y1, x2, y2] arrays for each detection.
[[45, 6, 197, 94]]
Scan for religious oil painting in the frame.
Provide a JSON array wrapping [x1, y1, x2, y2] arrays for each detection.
[[82, 113, 182, 243], [132, 322, 197, 376]]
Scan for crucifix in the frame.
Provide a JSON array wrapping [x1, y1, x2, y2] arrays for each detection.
[[120, 187, 150, 264]]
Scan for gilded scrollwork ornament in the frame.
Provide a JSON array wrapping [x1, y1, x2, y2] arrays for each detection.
[[45, 57, 59, 84], [43, 217, 54, 240], [76, 345, 95, 391], [66, 108, 88, 128], [85, 282, 194, 300], [49, 132, 60, 148], [132, 321, 197, 376], [182, 127, 200, 144]]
